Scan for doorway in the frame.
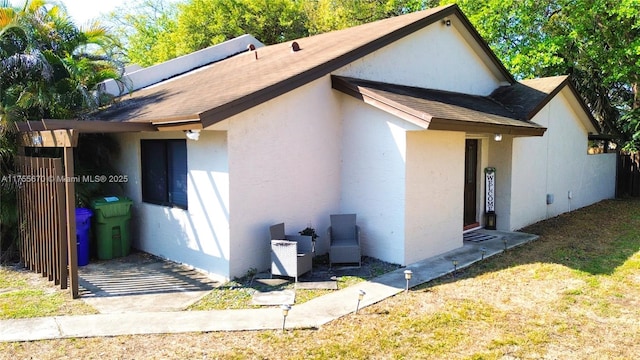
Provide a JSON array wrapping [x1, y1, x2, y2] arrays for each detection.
[[464, 139, 478, 228]]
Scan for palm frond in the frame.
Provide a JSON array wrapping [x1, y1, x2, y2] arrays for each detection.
[[0, 50, 54, 83], [0, 7, 16, 28]]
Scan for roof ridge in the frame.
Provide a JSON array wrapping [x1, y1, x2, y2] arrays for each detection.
[[519, 74, 569, 84], [485, 88, 524, 121], [343, 76, 527, 122]]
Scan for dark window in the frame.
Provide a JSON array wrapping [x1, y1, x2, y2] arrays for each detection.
[[141, 139, 187, 209]]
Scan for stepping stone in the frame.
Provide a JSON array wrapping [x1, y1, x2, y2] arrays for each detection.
[[295, 281, 338, 290], [251, 289, 295, 306], [254, 278, 289, 287]]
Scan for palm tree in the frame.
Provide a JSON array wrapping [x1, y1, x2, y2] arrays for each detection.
[[0, 0, 123, 262], [0, 1, 40, 128], [1, 0, 123, 126]]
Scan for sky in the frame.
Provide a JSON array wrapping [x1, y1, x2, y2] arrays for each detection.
[[10, 0, 128, 25], [58, 0, 128, 25], [11, 1, 183, 25]]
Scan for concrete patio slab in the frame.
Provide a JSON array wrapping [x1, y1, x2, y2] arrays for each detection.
[[78, 252, 218, 313], [0, 230, 538, 342]]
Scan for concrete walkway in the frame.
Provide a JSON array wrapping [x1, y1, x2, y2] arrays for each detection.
[[0, 230, 538, 342]]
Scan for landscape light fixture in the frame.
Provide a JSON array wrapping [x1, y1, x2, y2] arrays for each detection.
[[503, 237, 508, 250], [480, 247, 487, 260], [494, 133, 503, 142], [356, 290, 366, 314], [404, 269, 413, 293], [281, 304, 291, 331], [452, 259, 459, 272]]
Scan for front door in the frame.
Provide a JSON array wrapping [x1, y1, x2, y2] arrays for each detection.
[[464, 139, 478, 228]]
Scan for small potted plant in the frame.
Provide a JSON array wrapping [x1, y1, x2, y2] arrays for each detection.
[[299, 226, 318, 253], [299, 227, 318, 240]]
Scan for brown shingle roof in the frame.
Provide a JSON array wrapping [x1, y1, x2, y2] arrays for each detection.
[[332, 76, 547, 136], [490, 76, 568, 120], [491, 75, 601, 132], [91, 4, 513, 128]]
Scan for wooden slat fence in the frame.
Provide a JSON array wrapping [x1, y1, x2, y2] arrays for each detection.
[[617, 152, 640, 197], [16, 156, 69, 289]]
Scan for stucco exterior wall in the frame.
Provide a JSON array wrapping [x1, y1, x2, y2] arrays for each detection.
[[339, 95, 423, 265], [488, 136, 514, 231], [579, 153, 617, 206], [405, 130, 465, 264], [335, 22, 503, 95], [226, 76, 343, 278], [509, 92, 616, 230], [115, 76, 343, 280], [108, 16, 617, 281], [115, 130, 231, 281]]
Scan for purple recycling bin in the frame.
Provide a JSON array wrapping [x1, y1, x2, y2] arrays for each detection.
[[75, 208, 93, 266]]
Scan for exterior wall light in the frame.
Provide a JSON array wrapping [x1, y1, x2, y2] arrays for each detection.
[[185, 129, 200, 141], [494, 133, 503, 142]]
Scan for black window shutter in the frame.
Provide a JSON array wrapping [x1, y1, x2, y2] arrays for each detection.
[[168, 140, 188, 209]]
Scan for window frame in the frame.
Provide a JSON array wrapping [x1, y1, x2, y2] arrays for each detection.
[[140, 139, 188, 209]]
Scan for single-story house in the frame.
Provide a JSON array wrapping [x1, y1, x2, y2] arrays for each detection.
[[37, 4, 617, 281]]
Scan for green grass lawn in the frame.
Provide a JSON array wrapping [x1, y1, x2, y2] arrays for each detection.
[[1, 198, 639, 359], [189, 255, 399, 310], [0, 267, 97, 319]]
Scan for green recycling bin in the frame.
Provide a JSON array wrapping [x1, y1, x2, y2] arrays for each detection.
[[91, 196, 133, 260]]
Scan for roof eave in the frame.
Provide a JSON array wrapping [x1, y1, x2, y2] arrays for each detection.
[[15, 119, 157, 133], [429, 118, 546, 136], [331, 75, 432, 129], [333, 76, 546, 136], [565, 80, 602, 134], [453, 6, 515, 84]]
